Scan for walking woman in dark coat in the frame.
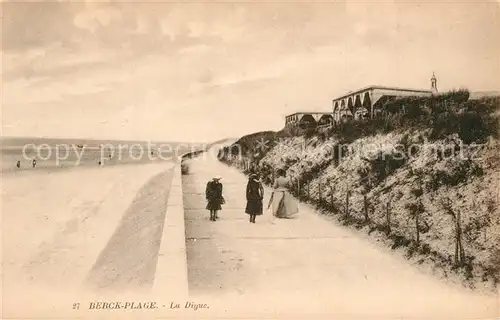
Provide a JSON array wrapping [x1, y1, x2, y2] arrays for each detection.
[[206, 176, 224, 221], [245, 173, 264, 223]]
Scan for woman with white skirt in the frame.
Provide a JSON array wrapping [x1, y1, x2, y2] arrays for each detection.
[[267, 169, 298, 218]]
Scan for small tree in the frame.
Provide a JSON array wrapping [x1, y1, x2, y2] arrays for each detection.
[[345, 189, 351, 217], [318, 179, 322, 203], [358, 167, 375, 223], [406, 198, 425, 245], [358, 165, 375, 192], [405, 179, 429, 246], [385, 194, 392, 235], [363, 194, 371, 223], [329, 180, 336, 211], [441, 196, 466, 266]]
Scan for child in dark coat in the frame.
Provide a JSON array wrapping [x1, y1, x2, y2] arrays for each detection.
[[206, 176, 224, 221]]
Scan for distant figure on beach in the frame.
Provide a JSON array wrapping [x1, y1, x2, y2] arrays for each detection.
[[206, 176, 225, 221], [16, 160, 20, 168], [245, 173, 264, 223], [32, 159, 36, 168], [268, 169, 298, 218]]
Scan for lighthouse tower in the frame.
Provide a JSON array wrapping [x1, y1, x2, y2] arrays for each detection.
[[431, 72, 438, 94]]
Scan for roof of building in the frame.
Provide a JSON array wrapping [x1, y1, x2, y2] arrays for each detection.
[[333, 85, 433, 101], [286, 111, 332, 117]]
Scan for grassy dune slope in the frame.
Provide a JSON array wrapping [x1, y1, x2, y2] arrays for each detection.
[[218, 92, 500, 290]]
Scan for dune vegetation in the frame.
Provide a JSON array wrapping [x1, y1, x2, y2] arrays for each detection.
[[218, 90, 500, 289]]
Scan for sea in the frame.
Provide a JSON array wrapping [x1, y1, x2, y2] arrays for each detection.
[[1, 137, 205, 174]]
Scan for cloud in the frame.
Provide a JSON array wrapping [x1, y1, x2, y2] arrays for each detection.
[[2, 47, 115, 82], [4, 76, 113, 106], [2, 1, 226, 56], [197, 69, 215, 84], [73, 5, 123, 33], [3, 1, 500, 142], [2, 1, 84, 51]]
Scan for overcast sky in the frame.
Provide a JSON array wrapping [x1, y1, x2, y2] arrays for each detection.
[[2, 0, 499, 143]]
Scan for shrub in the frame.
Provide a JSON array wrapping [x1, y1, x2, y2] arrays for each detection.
[[233, 131, 278, 155], [332, 119, 385, 144], [420, 243, 431, 254], [390, 233, 412, 250], [457, 109, 499, 144], [426, 159, 484, 191], [331, 142, 350, 166], [463, 213, 491, 243], [427, 89, 499, 143], [362, 150, 407, 185], [287, 90, 498, 145], [429, 110, 459, 140], [486, 248, 500, 282], [403, 100, 429, 124], [304, 127, 317, 139], [437, 88, 470, 104], [181, 162, 189, 175], [300, 157, 334, 185]]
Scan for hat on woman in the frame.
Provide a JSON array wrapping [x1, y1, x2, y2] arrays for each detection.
[[213, 176, 222, 180]]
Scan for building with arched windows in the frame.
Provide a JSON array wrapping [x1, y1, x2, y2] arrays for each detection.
[[285, 112, 333, 128], [284, 73, 442, 127], [332, 73, 439, 121]]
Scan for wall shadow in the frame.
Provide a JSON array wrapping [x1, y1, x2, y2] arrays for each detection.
[[84, 168, 175, 292]]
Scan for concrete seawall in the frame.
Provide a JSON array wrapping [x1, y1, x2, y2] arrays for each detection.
[[153, 150, 206, 298], [153, 164, 189, 298]]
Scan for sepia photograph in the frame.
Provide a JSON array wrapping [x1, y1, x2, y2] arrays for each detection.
[[1, 0, 500, 319]]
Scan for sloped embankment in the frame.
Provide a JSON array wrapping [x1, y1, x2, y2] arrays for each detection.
[[218, 92, 500, 290]]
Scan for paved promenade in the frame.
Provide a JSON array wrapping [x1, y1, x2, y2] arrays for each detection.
[[182, 155, 498, 319]]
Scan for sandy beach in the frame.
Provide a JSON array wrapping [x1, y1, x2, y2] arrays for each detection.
[[2, 160, 176, 317]]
